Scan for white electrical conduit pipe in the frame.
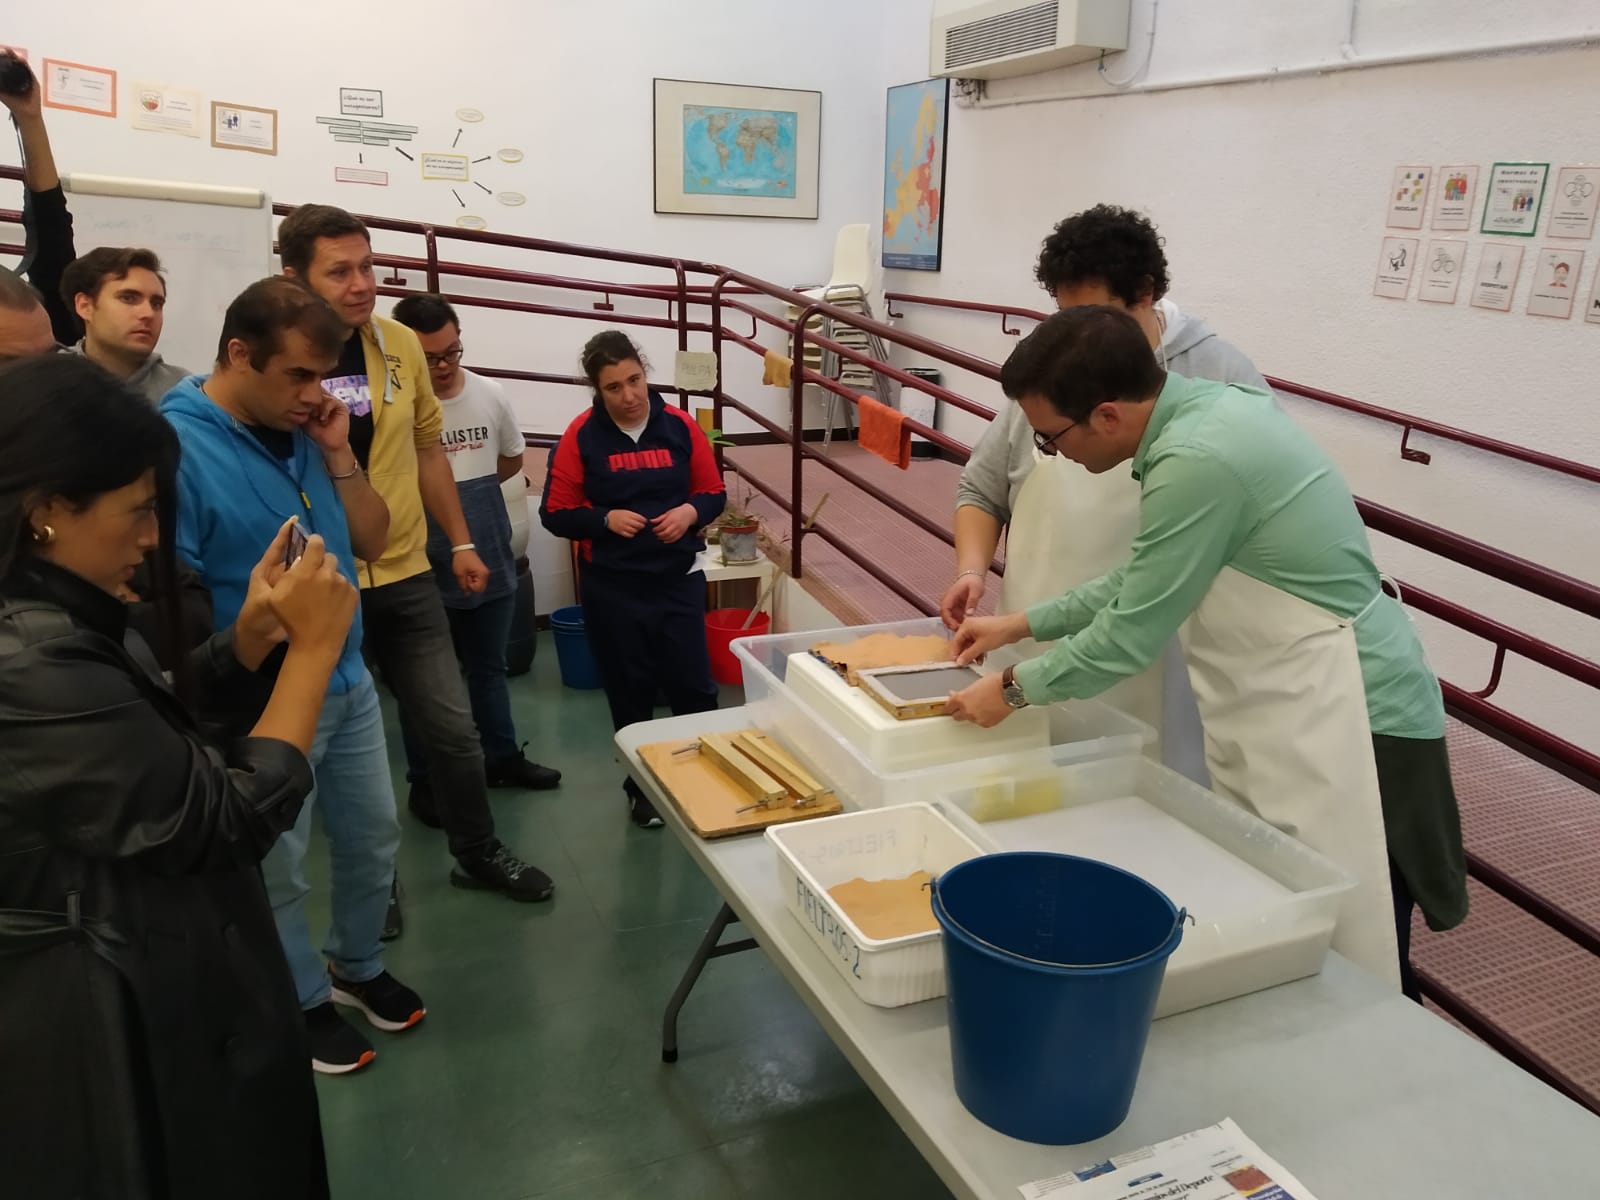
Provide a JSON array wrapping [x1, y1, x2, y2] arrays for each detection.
[[971, 24, 1600, 109]]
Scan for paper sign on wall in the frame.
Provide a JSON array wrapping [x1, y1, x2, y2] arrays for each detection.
[[1527, 248, 1584, 319], [335, 166, 389, 186], [211, 102, 277, 155], [1585, 265, 1600, 325], [1431, 165, 1479, 231], [131, 82, 202, 137], [1418, 239, 1467, 304], [1482, 162, 1549, 236], [675, 351, 719, 392], [1373, 237, 1418, 299], [421, 153, 470, 181], [340, 88, 384, 117], [42, 58, 116, 117], [1470, 243, 1523, 311], [1386, 165, 1430, 229], [1548, 166, 1600, 240]]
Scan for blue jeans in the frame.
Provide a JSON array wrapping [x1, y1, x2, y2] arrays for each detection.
[[400, 592, 520, 774], [261, 672, 401, 1009]]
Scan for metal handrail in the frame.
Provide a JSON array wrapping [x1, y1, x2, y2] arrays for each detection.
[[882, 289, 1600, 485], [885, 290, 1047, 334], [1270, 376, 1600, 486]]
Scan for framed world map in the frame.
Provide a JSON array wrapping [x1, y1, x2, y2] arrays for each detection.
[[653, 78, 821, 219]]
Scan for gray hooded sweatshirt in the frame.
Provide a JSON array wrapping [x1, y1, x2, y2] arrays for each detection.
[[956, 300, 1269, 524], [71, 341, 191, 408]]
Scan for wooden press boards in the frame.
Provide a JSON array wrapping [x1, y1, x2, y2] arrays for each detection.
[[637, 729, 843, 838]]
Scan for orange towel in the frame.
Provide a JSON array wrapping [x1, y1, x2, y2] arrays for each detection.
[[762, 349, 793, 388], [858, 395, 911, 470]]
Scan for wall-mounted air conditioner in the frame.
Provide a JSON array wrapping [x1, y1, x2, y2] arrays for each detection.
[[930, 0, 1131, 80]]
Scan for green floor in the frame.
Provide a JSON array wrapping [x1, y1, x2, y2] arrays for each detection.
[[305, 632, 954, 1199]]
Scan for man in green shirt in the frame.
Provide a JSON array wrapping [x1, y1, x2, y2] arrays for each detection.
[[949, 306, 1467, 999]]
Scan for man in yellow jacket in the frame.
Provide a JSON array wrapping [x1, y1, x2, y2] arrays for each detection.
[[279, 205, 557, 908]]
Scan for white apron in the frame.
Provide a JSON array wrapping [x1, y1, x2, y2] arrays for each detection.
[[1181, 566, 1400, 988], [999, 454, 1208, 782]]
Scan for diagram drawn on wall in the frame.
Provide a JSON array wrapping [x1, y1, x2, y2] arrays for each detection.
[[319, 91, 525, 230]]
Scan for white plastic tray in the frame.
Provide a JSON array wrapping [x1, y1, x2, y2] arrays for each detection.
[[733, 618, 1154, 810], [766, 803, 988, 1008], [935, 756, 1357, 1018]]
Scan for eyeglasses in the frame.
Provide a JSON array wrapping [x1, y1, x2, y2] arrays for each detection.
[[1032, 420, 1077, 455], [424, 343, 464, 368]]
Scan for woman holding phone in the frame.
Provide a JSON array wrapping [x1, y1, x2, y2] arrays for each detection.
[[540, 331, 726, 828], [0, 355, 358, 1198]]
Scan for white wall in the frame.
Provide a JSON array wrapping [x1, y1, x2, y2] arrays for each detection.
[[1, 0, 916, 436], [883, 0, 1600, 753]]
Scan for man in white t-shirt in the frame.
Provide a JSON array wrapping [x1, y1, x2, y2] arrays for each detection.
[[391, 294, 561, 801]]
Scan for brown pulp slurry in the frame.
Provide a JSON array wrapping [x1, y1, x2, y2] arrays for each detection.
[[827, 870, 938, 940]]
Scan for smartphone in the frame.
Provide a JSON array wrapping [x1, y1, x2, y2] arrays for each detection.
[[284, 522, 309, 568]]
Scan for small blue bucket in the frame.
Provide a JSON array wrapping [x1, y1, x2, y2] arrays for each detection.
[[930, 852, 1185, 1145], [549, 605, 604, 691]]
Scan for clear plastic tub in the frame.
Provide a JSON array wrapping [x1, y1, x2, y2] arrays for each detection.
[[936, 755, 1357, 1018], [766, 802, 988, 1007], [732, 618, 1154, 810]]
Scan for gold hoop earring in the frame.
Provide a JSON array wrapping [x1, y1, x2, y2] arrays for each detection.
[[32, 524, 56, 546]]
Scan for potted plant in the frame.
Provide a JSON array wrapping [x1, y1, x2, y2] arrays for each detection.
[[702, 426, 734, 545], [717, 487, 762, 565]]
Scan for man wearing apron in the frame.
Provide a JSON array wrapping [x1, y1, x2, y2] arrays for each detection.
[[942, 206, 1267, 785], [947, 307, 1468, 999]]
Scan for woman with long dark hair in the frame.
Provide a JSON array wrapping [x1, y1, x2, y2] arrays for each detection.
[[540, 331, 726, 827], [0, 354, 358, 1198]]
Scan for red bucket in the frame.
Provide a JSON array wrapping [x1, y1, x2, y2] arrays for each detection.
[[705, 608, 770, 686]]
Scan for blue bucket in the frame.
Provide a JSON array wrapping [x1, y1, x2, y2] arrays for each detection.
[[549, 605, 604, 691], [930, 852, 1185, 1145]]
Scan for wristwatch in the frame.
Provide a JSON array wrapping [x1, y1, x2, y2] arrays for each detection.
[[1001, 665, 1029, 710]]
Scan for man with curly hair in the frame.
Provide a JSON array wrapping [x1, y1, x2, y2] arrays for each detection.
[[941, 206, 1267, 783]]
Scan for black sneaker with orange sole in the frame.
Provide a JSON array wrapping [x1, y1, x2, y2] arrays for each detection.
[[329, 969, 426, 1034], [306, 1001, 377, 1076]]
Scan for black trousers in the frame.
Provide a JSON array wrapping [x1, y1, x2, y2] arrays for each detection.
[[363, 573, 496, 859], [581, 566, 718, 741], [1391, 858, 1421, 1003], [1372, 733, 1467, 1006]]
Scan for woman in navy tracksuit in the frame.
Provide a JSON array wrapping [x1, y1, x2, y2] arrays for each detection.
[[540, 331, 727, 827]]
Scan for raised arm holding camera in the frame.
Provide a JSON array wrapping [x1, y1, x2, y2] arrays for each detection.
[[1, 49, 77, 345]]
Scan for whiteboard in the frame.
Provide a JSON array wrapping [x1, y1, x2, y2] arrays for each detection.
[[61, 174, 274, 377]]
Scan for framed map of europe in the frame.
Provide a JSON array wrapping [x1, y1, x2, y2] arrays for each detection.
[[653, 78, 821, 219], [882, 78, 949, 271]]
